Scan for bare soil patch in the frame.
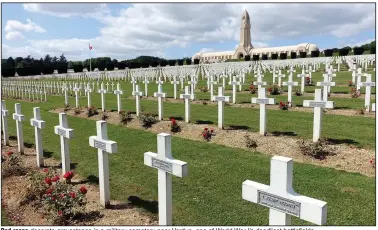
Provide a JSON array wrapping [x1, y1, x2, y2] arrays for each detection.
[[1, 140, 157, 226], [51, 108, 375, 177]]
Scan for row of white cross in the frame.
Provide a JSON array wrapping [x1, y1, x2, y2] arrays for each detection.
[[1, 101, 328, 226]]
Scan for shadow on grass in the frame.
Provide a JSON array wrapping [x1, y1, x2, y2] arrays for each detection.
[[108, 202, 133, 210], [24, 142, 35, 148], [127, 196, 158, 214], [51, 162, 78, 170], [72, 211, 104, 223], [325, 138, 359, 145], [86, 175, 100, 185], [270, 131, 297, 137], [195, 120, 214, 125], [43, 150, 54, 158], [225, 125, 250, 130], [9, 135, 17, 141], [240, 101, 252, 104], [168, 116, 183, 121]]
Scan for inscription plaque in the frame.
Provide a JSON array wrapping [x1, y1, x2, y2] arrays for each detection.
[[309, 101, 326, 107], [114, 90, 122, 94], [256, 99, 270, 104], [319, 82, 332, 86], [363, 82, 375, 86], [57, 128, 66, 136], [215, 96, 226, 101], [257, 191, 301, 217], [94, 139, 107, 151], [285, 82, 297, 86], [151, 157, 173, 173], [32, 120, 39, 127], [155, 93, 165, 97], [254, 82, 265, 85], [182, 95, 192, 99]]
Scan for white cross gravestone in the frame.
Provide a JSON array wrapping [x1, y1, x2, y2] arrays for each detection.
[[132, 85, 143, 116], [179, 86, 195, 123], [212, 87, 230, 129], [1, 101, 9, 146], [358, 74, 375, 112], [303, 89, 334, 142], [154, 85, 167, 121], [171, 77, 180, 99], [73, 83, 80, 108], [89, 120, 118, 208], [242, 156, 327, 226], [12, 103, 25, 154], [282, 73, 298, 106], [254, 73, 266, 91], [85, 83, 93, 108], [30, 107, 46, 167], [144, 133, 188, 225], [372, 103, 376, 112], [316, 74, 335, 102], [230, 75, 241, 104], [113, 83, 124, 113], [251, 88, 275, 136], [297, 70, 308, 95], [62, 84, 69, 106], [209, 75, 217, 102], [106, 82, 110, 92], [355, 68, 364, 91], [54, 113, 74, 175], [98, 83, 107, 111], [143, 78, 150, 97], [276, 71, 285, 87], [188, 77, 197, 98]]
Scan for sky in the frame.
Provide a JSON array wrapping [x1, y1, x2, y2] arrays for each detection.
[[1, 3, 376, 61]]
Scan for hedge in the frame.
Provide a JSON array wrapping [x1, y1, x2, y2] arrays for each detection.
[[279, 53, 287, 60], [324, 49, 333, 57], [290, 52, 297, 59], [271, 54, 278, 60], [311, 51, 320, 57], [299, 52, 307, 58], [262, 55, 268, 60]]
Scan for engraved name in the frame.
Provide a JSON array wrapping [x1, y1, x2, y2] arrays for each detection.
[[94, 140, 107, 151], [258, 191, 301, 217], [152, 158, 173, 173]]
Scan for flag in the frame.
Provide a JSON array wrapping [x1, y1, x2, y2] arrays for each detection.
[[89, 43, 93, 50]]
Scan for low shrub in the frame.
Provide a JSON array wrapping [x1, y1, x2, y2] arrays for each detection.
[[249, 85, 257, 94], [348, 80, 353, 86], [350, 87, 361, 98], [74, 107, 81, 115], [63, 105, 71, 112], [169, 118, 181, 133], [202, 127, 215, 141], [86, 106, 98, 117], [356, 107, 367, 115], [294, 87, 302, 96], [1, 151, 27, 178], [101, 112, 109, 121], [279, 101, 290, 110], [119, 110, 133, 125], [305, 77, 313, 86], [298, 139, 335, 160], [244, 134, 257, 149], [268, 85, 282, 95], [139, 113, 158, 128]]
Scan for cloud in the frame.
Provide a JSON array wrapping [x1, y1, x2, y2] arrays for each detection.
[[339, 38, 375, 48], [5, 19, 46, 33], [3, 3, 375, 61], [23, 3, 110, 18], [5, 31, 26, 41]]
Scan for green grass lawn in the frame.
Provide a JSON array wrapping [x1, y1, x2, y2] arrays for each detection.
[[1, 98, 376, 226], [1, 212, 13, 226]]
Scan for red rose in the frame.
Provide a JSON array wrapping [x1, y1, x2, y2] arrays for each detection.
[[210, 129, 214, 133], [43, 168, 49, 173], [79, 186, 87, 194], [45, 177, 52, 185], [6, 151, 13, 156], [69, 192, 76, 198], [52, 196, 56, 201], [46, 188, 53, 195], [51, 175, 60, 182], [204, 127, 208, 131], [202, 133, 207, 137], [60, 194, 65, 198], [58, 210, 62, 216], [63, 171, 74, 180]]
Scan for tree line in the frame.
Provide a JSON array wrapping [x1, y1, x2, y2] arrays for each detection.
[[1, 55, 192, 77]]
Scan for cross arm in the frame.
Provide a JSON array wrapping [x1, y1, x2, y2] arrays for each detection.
[[253, 82, 267, 86], [114, 90, 124, 94], [54, 126, 74, 139], [2, 110, 9, 116], [12, 113, 25, 121], [282, 82, 299, 86], [89, 136, 118, 153], [316, 82, 336, 87], [213, 96, 230, 102], [31, 118, 46, 129], [242, 180, 327, 225], [251, 98, 275, 105], [144, 151, 188, 178], [303, 100, 334, 109], [132, 91, 143, 96], [153, 92, 167, 98], [359, 82, 376, 87]]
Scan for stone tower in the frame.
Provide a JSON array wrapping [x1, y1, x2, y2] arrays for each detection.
[[234, 10, 253, 59]]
